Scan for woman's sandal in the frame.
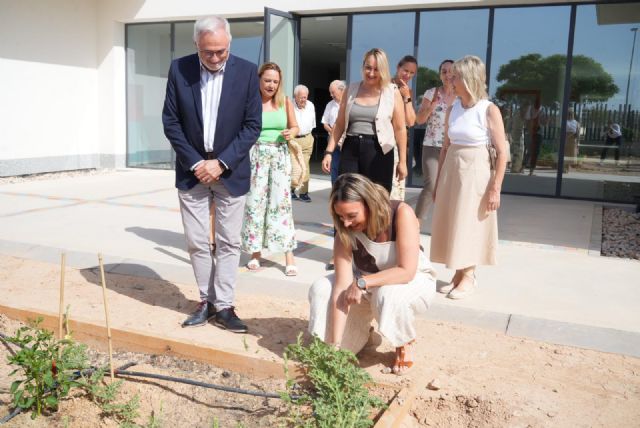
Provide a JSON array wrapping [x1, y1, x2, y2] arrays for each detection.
[[392, 340, 415, 376], [447, 272, 477, 300], [246, 258, 261, 271], [285, 265, 298, 276]]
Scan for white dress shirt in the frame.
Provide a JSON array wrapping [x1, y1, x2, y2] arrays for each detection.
[[201, 62, 226, 152], [321, 100, 340, 127], [294, 100, 316, 136]]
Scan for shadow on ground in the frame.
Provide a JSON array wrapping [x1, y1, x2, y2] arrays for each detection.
[[79, 263, 194, 316]]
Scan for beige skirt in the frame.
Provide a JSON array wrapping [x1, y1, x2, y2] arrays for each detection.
[[430, 144, 497, 269]]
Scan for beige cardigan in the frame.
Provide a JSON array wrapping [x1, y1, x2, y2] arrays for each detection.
[[343, 82, 397, 155]]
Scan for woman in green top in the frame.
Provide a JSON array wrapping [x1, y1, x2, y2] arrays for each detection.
[[241, 62, 300, 276]]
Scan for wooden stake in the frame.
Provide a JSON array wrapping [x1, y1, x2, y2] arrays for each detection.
[[58, 253, 66, 339], [98, 254, 115, 380]]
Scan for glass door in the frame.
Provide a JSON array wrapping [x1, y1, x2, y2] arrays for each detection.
[[264, 7, 299, 97]]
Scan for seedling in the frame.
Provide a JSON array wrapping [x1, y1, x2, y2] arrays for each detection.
[[281, 334, 385, 428]]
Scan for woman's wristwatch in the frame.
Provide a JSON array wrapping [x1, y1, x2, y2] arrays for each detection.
[[356, 276, 367, 291], [324, 150, 333, 156]]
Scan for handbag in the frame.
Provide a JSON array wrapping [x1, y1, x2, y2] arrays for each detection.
[[486, 103, 497, 170]]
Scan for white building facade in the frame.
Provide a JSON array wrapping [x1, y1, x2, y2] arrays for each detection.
[[1, 0, 639, 202]]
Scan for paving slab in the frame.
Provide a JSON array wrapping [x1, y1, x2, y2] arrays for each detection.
[[507, 315, 640, 358]]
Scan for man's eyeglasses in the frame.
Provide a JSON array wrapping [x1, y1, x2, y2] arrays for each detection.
[[198, 48, 229, 59]]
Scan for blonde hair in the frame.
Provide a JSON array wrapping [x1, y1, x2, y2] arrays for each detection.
[[329, 173, 391, 249], [362, 48, 392, 88], [258, 62, 285, 108], [452, 55, 488, 104]]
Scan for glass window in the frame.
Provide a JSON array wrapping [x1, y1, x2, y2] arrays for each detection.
[[176, 21, 264, 64], [230, 21, 264, 65], [562, 3, 640, 202], [174, 22, 194, 59], [349, 12, 416, 186], [126, 24, 172, 169], [269, 14, 296, 97], [411, 8, 489, 185], [349, 12, 415, 85], [490, 6, 571, 196]]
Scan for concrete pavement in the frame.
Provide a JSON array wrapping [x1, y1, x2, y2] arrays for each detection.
[[0, 168, 638, 357]]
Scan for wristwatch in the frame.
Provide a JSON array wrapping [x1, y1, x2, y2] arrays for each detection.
[[404, 97, 412, 104], [356, 277, 367, 291]]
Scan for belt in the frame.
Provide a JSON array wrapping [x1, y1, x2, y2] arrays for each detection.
[[206, 152, 215, 160], [346, 134, 376, 139]]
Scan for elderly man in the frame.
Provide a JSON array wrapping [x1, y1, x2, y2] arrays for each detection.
[[162, 16, 261, 333], [321, 80, 346, 184], [291, 84, 316, 202]]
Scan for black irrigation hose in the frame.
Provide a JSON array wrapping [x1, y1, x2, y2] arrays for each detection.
[[0, 332, 18, 358], [0, 407, 21, 425], [115, 369, 298, 400]]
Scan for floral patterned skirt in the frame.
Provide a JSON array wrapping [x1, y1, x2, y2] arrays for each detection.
[[241, 142, 297, 253]]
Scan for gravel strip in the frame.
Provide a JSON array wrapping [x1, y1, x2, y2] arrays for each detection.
[[0, 169, 115, 185], [601, 207, 640, 260]]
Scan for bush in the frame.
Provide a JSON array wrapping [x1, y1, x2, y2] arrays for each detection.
[[281, 334, 386, 428]]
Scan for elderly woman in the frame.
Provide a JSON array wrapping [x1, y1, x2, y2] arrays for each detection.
[[430, 55, 507, 299], [308, 173, 436, 375], [241, 62, 299, 276], [414, 59, 455, 223], [321, 48, 407, 193]]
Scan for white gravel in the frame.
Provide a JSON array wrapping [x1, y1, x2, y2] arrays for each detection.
[[0, 168, 115, 185]]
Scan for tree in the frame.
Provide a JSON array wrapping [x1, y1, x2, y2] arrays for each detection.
[[416, 66, 440, 98], [496, 53, 618, 105]]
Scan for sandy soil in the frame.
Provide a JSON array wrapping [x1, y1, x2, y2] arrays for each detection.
[[1, 254, 639, 427]]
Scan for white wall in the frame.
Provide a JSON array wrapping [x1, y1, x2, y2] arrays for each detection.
[[111, 0, 576, 21], [0, 0, 101, 175]]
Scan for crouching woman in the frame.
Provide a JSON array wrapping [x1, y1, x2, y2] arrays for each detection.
[[308, 173, 436, 374]]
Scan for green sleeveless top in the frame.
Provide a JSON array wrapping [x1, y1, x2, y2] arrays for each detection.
[[259, 106, 287, 143]]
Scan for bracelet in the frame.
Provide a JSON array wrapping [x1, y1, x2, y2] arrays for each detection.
[[324, 150, 333, 156]]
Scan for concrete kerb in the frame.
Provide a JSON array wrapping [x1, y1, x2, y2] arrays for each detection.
[[589, 204, 603, 256]]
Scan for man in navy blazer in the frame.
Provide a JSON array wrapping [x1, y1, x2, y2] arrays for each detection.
[[162, 16, 261, 333]]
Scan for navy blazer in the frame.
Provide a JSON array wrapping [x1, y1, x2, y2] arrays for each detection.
[[162, 53, 262, 196]]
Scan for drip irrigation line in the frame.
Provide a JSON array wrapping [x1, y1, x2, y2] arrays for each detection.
[[0, 332, 18, 357], [115, 369, 298, 400], [0, 408, 21, 425]]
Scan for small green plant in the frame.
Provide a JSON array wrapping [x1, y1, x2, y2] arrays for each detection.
[[6, 318, 89, 418], [6, 318, 143, 426], [144, 402, 163, 428], [281, 334, 386, 428], [83, 368, 140, 427]]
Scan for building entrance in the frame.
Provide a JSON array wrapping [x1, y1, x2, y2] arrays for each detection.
[[298, 16, 348, 174]]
